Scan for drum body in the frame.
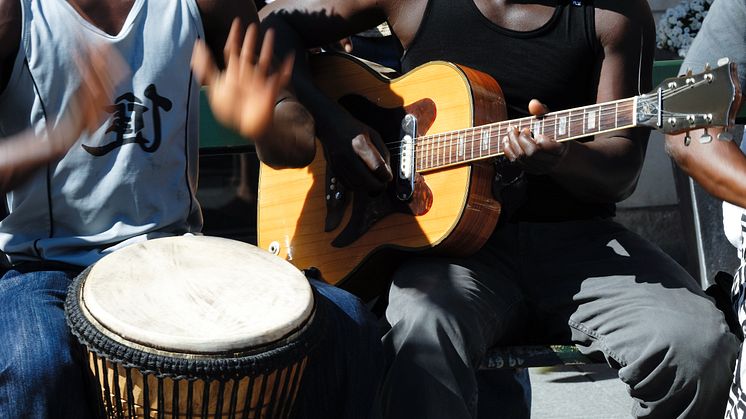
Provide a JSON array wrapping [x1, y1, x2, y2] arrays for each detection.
[[65, 236, 325, 419]]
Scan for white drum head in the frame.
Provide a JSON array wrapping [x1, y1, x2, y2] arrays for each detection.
[[80, 236, 314, 353]]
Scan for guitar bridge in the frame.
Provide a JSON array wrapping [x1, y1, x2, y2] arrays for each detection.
[[396, 114, 417, 201]]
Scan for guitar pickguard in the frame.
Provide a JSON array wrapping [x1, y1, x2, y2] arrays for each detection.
[[328, 95, 436, 247]]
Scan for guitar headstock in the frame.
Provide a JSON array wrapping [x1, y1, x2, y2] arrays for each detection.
[[637, 59, 742, 135]]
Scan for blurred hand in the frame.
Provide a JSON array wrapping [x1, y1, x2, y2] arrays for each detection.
[[52, 41, 127, 157], [191, 20, 293, 140], [501, 99, 569, 174], [0, 41, 126, 192]]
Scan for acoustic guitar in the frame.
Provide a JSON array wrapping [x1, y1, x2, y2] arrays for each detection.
[[258, 52, 741, 297]]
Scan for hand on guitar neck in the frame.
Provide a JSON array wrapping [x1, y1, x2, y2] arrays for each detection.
[[501, 99, 570, 174]]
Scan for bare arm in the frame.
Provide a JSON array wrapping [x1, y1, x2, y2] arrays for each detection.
[[502, 0, 655, 203], [664, 0, 746, 209], [0, 1, 124, 193], [666, 128, 746, 209], [259, 0, 401, 191], [195, 0, 315, 168], [0, 0, 19, 95]]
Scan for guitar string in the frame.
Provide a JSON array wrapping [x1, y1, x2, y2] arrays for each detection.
[[386, 102, 638, 161], [378, 77, 708, 150], [378, 101, 637, 148], [387, 79, 712, 163]]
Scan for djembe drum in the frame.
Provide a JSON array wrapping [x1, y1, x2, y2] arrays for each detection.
[[65, 235, 325, 419]]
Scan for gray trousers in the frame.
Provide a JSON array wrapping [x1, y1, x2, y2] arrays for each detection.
[[380, 219, 739, 418]]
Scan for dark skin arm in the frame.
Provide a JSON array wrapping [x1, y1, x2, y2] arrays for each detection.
[[195, 0, 315, 168], [501, 0, 655, 202], [666, 128, 746, 209], [0, 0, 125, 193], [259, 0, 411, 192], [0, 0, 312, 194]]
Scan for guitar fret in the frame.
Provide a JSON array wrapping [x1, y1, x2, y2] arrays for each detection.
[[532, 118, 541, 137], [617, 99, 634, 126], [571, 109, 584, 138], [428, 136, 434, 169], [416, 96, 642, 172], [457, 134, 466, 161], [557, 113, 568, 137], [442, 133, 454, 166], [486, 126, 494, 155], [543, 115, 555, 142], [586, 107, 597, 131], [439, 134, 444, 167], [448, 132, 453, 165], [615, 102, 619, 128], [599, 103, 615, 131], [421, 136, 427, 170], [419, 137, 424, 170]]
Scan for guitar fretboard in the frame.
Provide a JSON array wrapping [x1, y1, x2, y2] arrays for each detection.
[[415, 97, 637, 172]]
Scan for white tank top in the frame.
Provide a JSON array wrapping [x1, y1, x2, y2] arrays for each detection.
[[0, 0, 205, 267]]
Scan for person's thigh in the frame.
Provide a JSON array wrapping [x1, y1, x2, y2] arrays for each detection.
[[292, 279, 383, 419], [0, 269, 96, 419], [521, 219, 739, 418], [381, 235, 529, 419]]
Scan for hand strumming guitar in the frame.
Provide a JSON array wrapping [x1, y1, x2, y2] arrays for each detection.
[[316, 111, 393, 194], [500, 99, 569, 174]]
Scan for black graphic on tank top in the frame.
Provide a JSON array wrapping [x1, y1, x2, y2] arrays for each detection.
[[82, 84, 172, 156]]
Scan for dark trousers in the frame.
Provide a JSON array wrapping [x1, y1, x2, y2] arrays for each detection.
[[381, 219, 739, 418]]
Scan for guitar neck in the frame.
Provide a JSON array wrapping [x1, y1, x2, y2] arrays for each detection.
[[416, 97, 638, 172]]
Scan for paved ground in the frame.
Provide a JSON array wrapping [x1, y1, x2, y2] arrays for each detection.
[[529, 364, 631, 419]]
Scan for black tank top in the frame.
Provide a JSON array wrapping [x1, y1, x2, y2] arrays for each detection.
[[401, 0, 616, 221]]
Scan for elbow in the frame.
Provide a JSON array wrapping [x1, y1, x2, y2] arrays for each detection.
[[284, 101, 316, 168], [261, 102, 316, 169]]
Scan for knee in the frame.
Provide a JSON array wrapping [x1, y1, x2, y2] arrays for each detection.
[[622, 306, 738, 383], [384, 296, 489, 367], [311, 279, 377, 328]]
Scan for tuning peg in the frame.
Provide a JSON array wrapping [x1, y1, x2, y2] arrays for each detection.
[[704, 63, 711, 72], [684, 132, 691, 146], [717, 57, 730, 67], [699, 128, 713, 144], [685, 68, 696, 85]]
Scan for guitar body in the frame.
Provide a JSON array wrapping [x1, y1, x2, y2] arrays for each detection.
[[258, 53, 507, 296]]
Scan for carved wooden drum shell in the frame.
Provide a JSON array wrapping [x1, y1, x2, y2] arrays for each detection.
[[65, 236, 325, 419]]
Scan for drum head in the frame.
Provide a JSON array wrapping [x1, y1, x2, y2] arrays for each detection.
[[78, 236, 314, 354]]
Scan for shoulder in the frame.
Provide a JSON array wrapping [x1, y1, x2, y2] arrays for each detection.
[[0, 0, 21, 55], [0, 0, 21, 93], [593, 0, 654, 50], [194, 0, 257, 28]]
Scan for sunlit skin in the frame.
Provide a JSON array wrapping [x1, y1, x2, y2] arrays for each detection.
[[0, 43, 126, 193], [191, 19, 315, 169], [666, 127, 746, 209], [192, 21, 293, 142], [0, 0, 316, 194]]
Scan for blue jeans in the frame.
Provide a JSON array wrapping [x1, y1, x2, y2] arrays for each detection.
[[0, 268, 96, 419], [293, 279, 384, 419], [0, 269, 382, 419]]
